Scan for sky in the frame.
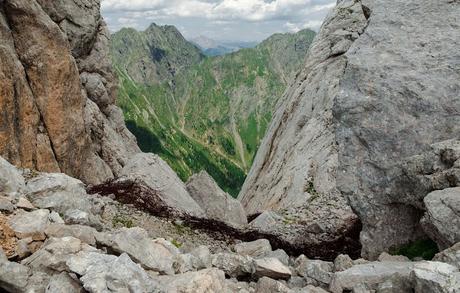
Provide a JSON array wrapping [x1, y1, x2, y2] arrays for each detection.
[[101, 0, 336, 42]]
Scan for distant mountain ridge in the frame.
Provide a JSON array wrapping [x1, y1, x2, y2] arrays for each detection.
[[110, 24, 316, 195], [190, 35, 259, 56]]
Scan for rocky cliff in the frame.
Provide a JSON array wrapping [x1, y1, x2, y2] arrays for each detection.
[[239, 0, 460, 259], [0, 0, 139, 185]]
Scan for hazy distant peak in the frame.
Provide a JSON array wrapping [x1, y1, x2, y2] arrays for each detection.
[[190, 35, 219, 50]]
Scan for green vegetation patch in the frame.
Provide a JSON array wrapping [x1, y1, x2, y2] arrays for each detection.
[[112, 214, 134, 228], [111, 27, 316, 196], [391, 239, 439, 260]]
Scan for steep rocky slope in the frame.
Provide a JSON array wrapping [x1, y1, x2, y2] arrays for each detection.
[[0, 0, 139, 185], [239, 0, 460, 259], [112, 26, 316, 195], [0, 143, 459, 292]]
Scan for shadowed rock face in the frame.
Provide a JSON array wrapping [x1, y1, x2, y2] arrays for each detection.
[[0, 0, 139, 184], [239, 0, 460, 259]]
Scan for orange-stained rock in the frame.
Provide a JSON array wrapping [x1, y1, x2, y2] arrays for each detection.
[[0, 0, 139, 184]]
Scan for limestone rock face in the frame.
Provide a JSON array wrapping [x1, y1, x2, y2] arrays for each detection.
[[421, 188, 460, 249], [98, 227, 176, 275], [0, 157, 26, 198], [157, 268, 228, 293], [186, 171, 247, 227], [329, 262, 415, 293], [434, 243, 460, 269], [8, 209, 50, 240], [239, 0, 460, 259], [234, 239, 272, 258], [91, 153, 205, 218], [67, 251, 163, 292], [0, 0, 139, 185]]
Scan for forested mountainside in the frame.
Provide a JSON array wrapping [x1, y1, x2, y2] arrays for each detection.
[[110, 26, 316, 195]]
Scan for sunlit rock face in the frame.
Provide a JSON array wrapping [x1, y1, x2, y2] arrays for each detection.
[[0, 0, 139, 185], [239, 0, 460, 259]]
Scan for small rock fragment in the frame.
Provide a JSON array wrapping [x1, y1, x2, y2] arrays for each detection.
[[235, 239, 272, 258], [254, 258, 292, 280]]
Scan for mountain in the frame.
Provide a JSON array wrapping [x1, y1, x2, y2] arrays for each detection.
[[190, 35, 259, 56], [111, 26, 316, 196], [111, 24, 204, 85]]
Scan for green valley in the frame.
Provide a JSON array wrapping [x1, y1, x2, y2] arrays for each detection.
[[111, 23, 316, 196]]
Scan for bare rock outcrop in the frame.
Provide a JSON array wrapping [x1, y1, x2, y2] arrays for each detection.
[[0, 0, 139, 185], [1, 155, 460, 293], [239, 0, 460, 259], [90, 153, 206, 218], [421, 188, 460, 250], [186, 171, 247, 228]]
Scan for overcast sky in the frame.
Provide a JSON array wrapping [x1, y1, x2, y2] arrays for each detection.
[[101, 0, 335, 42]]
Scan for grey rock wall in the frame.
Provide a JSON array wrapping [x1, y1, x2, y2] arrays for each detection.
[[239, 0, 460, 259]]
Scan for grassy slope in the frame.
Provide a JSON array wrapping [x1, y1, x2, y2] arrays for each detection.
[[112, 27, 316, 196]]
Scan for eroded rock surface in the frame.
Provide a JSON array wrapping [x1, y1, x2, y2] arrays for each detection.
[[1, 154, 459, 293], [186, 171, 247, 228], [91, 153, 205, 218], [0, 0, 139, 185], [421, 188, 460, 250], [239, 0, 460, 259]]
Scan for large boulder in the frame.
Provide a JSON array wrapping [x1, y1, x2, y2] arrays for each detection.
[[45, 272, 83, 293], [0, 0, 139, 184], [421, 188, 460, 249], [238, 0, 460, 259], [90, 153, 205, 218], [248, 209, 361, 260], [412, 262, 460, 293], [8, 209, 50, 240], [211, 253, 256, 278], [295, 255, 334, 286], [97, 227, 177, 275], [254, 277, 290, 293], [26, 173, 104, 228], [254, 257, 292, 280], [186, 171, 247, 227], [329, 262, 414, 293], [0, 157, 26, 198], [330, 260, 460, 293], [67, 251, 163, 292], [0, 248, 30, 292], [434, 243, 460, 269], [234, 239, 272, 258], [45, 224, 98, 246], [22, 236, 86, 273], [157, 268, 228, 293]]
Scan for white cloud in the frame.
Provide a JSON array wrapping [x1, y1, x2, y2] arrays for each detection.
[[102, 0, 334, 22], [284, 19, 324, 32], [101, 0, 335, 40]]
